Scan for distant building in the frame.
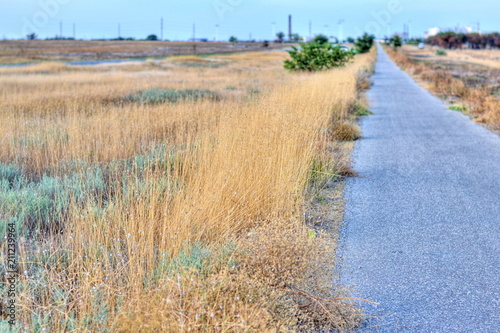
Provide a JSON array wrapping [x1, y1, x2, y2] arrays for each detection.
[[424, 27, 441, 38]]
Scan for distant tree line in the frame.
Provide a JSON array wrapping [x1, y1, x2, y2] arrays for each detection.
[[427, 32, 500, 49]]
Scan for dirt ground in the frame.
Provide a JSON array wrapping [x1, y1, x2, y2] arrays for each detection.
[[0, 40, 292, 64], [402, 45, 500, 101], [402, 44, 500, 69]]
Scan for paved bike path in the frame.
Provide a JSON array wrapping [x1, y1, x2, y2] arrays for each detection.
[[340, 44, 500, 332]]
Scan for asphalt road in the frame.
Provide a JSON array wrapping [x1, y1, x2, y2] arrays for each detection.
[[339, 44, 500, 332]]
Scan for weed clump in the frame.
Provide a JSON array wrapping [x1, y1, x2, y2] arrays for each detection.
[[125, 88, 220, 104], [448, 104, 468, 112], [331, 121, 362, 141], [435, 49, 447, 56], [352, 104, 374, 117]]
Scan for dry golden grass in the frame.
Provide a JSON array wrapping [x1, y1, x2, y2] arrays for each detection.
[[0, 49, 375, 332], [401, 45, 500, 69], [331, 122, 362, 141], [446, 49, 500, 69]]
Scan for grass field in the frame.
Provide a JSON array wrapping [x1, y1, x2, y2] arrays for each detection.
[[0, 46, 376, 331], [0, 40, 290, 65], [385, 45, 500, 133], [401, 44, 500, 69]]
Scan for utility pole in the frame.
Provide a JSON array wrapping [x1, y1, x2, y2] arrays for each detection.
[[118, 23, 121, 38], [60, 21, 62, 38], [161, 17, 163, 41], [192, 23, 196, 41], [73, 23, 75, 39], [288, 15, 292, 41], [338, 19, 345, 43], [215, 24, 219, 41], [249, 33, 252, 41]]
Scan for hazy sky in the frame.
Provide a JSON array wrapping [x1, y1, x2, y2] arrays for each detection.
[[1, 0, 499, 41]]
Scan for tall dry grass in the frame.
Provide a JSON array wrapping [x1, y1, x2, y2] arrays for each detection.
[[0, 50, 375, 332]]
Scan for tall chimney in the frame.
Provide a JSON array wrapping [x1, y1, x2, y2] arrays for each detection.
[[288, 15, 292, 41]]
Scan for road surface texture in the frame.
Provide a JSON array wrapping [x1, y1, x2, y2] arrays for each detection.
[[339, 44, 500, 332]]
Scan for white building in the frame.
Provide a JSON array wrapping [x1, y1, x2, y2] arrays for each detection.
[[424, 27, 441, 38]]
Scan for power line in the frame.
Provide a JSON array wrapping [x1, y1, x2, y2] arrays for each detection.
[[338, 19, 345, 42]]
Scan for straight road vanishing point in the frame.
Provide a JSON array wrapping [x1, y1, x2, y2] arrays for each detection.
[[340, 44, 500, 332]]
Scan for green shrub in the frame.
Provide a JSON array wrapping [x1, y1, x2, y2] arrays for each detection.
[[125, 88, 220, 104], [0, 163, 23, 187], [0, 163, 109, 238], [389, 35, 403, 49], [0, 176, 67, 237], [355, 33, 375, 53], [312, 34, 329, 45], [284, 42, 355, 72], [435, 49, 447, 56]]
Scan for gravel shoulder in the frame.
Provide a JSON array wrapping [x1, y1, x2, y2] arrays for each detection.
[[339, 44, 500, 332]]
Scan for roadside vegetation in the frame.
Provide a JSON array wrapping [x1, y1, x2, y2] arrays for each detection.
[[385, 45, 500, 132], [354, 34, 376, 54], [284, 43, 354, 71], [0, 47, 376, 331], [284, 33, 374, 72]]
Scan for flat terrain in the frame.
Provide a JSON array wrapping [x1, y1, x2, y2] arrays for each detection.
[[401, 45, 500, 97], [403, 44, 500, 69], [340, 44, 500, 331], [0, 40, 290, 64], [0, 47, 374, 331]]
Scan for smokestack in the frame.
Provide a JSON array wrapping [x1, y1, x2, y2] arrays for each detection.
[[288, 15, 292, 41]]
